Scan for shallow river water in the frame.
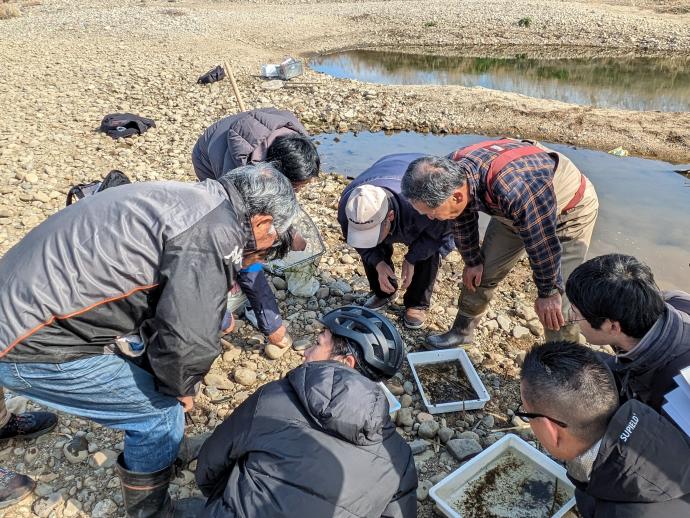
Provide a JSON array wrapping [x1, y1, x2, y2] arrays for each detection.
[[315, 131, 690, 290], [311, 51, 690, 112]]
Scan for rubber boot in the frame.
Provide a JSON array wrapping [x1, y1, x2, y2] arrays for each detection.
[[116, 454, 205, 518], [425, 313, 482, 350]]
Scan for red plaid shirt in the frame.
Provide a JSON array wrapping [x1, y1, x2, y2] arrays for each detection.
[[451, 147, 563, 297]]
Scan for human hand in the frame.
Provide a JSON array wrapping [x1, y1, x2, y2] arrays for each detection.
[[462, 264, 484, 292], [268, 325, 292, 348], [401, 260, 415, 290], [177, 396, 195, 413], [375, 261, 397, 294], [220, 311, 235, 335], [534, 292, 565, 331], [291, 232, 307, 252]]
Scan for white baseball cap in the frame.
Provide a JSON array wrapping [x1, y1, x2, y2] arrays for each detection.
[[345, 185, 389, 249]]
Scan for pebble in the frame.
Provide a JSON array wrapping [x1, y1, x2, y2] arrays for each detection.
[[64, 436, 89, 464], [272, 277, 287, 290], [417, 420, 440, 439], [408, 439, 430, 455], [223, 348, 242, 363], [446, 438, 483, 462], [403, 381, 415, 395], [293, 338, 311, 351], [416, 412, 433, 423], [512, 325, 531, 339], [400, 394, 413, 408], [386, 381, 405, 396], [481, 414, 495, 429], [396, 408, 414, 427], [203, 372, 234, 390], [416, 479, 433, 501], [233, 367, 257, 386], [32, 493, 64, 518], [89, 449, 118, 469], [438, 427, 454, 443], [63, 498, 83, 518], [339, 254, 354, 264], [496, 314, 512, 331], [91, 498, 118, 517], [316, 286, 330, 299]]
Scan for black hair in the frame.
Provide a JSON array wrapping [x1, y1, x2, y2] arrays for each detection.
[[266, 135, 320, 186], [401, 156, 467, 208], [330, 334, 370, 378], [566, 254, 665, 339], [521, 341, 619, 444]]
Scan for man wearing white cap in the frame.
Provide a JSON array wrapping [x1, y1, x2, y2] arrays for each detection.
[[337, 154, 455, 328]]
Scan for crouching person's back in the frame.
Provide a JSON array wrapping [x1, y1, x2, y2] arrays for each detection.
[[196, 306, 417, 517]]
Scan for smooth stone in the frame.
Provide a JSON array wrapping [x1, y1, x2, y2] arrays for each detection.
[[481, 414, 495, 429], [408, 439, 430, 455], [438, 427, 455, 444], [386, 381, 405, 396], [222, 348, 242, 363], [457, 430, 481, 442], [418, 420, 440, 439], [64, 436, 89, 464], [416, 479, 433, 501], [485, 319, 499, 332], [403, 381, 415, 395], [272, 277, 287, 290], [396, 408, 414, 427], [400, 394, 413, 408], [446, 438, 483, 462], [416, 412, 434, 423], [92, 498, 118, 517], [203, 372, 234, 390], [513, 325, 531, 339], [496, 314, 512, 331], [316, 286, 330, 299], [233, 367, 257, 387]]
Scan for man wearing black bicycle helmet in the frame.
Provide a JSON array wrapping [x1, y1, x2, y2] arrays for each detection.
[[196, 306, 416, 518]]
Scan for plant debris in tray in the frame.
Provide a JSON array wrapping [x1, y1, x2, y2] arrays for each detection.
[[416, 360, 478, 405]]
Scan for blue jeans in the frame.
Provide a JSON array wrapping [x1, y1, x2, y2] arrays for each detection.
[[0, 354, 184, 472]]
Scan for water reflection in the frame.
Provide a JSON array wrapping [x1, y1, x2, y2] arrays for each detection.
[[315, 131, 690, 290], [311, 51, 690, 112]]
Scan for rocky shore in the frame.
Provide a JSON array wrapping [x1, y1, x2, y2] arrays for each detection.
[[0, 0, 685, 516]]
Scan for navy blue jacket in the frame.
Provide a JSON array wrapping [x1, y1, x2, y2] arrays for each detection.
[[337, 153, 454, 268]]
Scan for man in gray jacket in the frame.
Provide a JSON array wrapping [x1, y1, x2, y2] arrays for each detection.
[[0, 164, 299, 517]]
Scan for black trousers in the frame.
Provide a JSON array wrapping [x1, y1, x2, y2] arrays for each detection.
[[363, 243, 441, 309]]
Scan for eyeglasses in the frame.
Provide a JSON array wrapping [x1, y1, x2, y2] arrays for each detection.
[[514, 403, 568, 428], [566, 307, 588, 325]]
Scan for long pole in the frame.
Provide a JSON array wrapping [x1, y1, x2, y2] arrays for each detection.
[[224, 61, 246, 112]]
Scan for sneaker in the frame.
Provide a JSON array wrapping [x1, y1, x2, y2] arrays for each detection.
[[0, 468, 35, 509], [363, 294, 396, 311], [0, 412, 58, 442], [403, 308, 427, 329]]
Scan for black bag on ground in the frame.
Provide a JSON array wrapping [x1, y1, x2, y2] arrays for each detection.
[[66, 170, 131, 206], [197, 65, 226, 85], [100, 113, 156, 139]]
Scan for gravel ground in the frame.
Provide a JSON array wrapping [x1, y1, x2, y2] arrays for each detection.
[[0, 0, 685, 516]]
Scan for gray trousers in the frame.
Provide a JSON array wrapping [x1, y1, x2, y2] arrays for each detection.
[[458, 179, 598, 342]]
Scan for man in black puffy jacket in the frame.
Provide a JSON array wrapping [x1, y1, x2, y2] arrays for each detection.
[[196, 306, 417, 518], [193, 108, 320, 357], [520, 341, 690, 518]]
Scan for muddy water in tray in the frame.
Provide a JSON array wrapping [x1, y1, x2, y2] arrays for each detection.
[[416, 361, 478, 404], [315, 132, 690, 290], [451, 449, 573, 518], [311, 51, 690, 112]]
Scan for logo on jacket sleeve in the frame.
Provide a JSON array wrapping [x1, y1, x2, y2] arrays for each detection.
[[619, 413, 639, 443], [223, 246, 242, 266]]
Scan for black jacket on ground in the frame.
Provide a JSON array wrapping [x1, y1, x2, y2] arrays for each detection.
[[573, 400, 690, 518], [0, 178, 251, 397], [196, 361, 417, 518]]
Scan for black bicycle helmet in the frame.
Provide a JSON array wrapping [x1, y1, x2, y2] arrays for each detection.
[[320, 305, 404, 381]]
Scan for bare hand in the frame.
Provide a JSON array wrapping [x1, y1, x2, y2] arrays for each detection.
[[375, 261, 397, 294], [401, 260, 414, 290], [268, 325, 292, 348], [291, 232, 307, 252], [462, 264, 484, 292], [220, 311, 235, 335], [177, 396, 194, 413], [534, 293, 565, 331]]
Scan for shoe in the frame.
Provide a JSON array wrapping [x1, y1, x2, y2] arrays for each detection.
[[0, 411, 58, 442], [116, 454, 206, 518], [363, 294, 395, 310], [0, 468, 35, 509], [403, 308, 427, 329], [425, 314, 482, 350]]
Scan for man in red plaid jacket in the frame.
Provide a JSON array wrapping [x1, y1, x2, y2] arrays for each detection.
[[401, 139, 598, 349]]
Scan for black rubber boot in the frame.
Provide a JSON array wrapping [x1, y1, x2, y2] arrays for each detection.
[[425, 313, 482, 350], [0, 468, 35, 509], [116, 454, 205, 518]]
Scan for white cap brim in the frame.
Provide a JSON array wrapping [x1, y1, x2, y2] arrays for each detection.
[[347, 225, 381, 249]]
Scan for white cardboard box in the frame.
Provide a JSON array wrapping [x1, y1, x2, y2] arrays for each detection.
[[407, 349, 490, 414]]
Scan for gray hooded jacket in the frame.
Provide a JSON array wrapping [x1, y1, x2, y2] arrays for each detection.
[[0, 178, 251, 397]]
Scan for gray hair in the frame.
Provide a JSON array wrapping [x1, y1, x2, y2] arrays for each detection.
[[222, 163, 299, 234], [521, 341, 619, 445], [401, 156, 467, 208]]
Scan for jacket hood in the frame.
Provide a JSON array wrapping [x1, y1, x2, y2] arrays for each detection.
[[287, 361, 390, 446], [585, 400, 690, 503]]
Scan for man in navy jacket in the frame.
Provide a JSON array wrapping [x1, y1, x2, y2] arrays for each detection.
[[338, 154, 454, 328]]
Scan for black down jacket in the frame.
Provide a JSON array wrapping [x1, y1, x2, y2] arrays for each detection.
[[573, 399, 690, 518], [192, 108, 308, 181], [196, 361, 418, 518]]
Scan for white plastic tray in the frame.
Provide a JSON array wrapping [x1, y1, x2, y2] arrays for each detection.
[[407, 349, 490, 414], [430, 434, 576, 518], [379, 382, 401, 414]]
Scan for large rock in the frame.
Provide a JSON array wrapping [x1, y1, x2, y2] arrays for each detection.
[[446, 438, 482, 461]]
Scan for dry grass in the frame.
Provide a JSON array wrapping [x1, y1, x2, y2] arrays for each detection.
[[0, 3, 21, 19]]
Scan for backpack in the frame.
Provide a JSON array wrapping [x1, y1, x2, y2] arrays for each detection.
[[99, 113, 156, 139], [197, 65, 226, 85], [66, 170, 131, 206]]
